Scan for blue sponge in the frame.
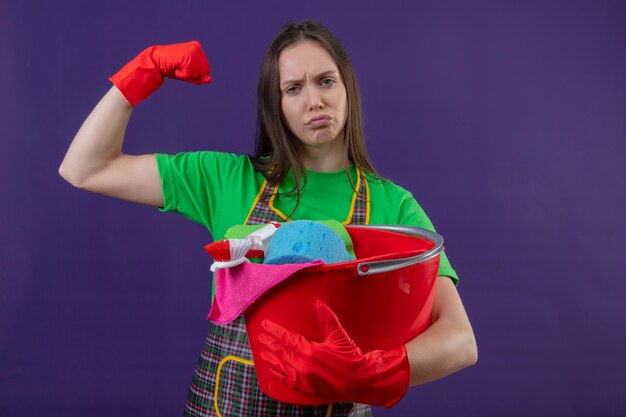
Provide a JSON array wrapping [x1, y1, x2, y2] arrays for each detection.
[[264, 220, 354, 265]]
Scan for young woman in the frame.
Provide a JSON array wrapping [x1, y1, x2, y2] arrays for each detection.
[[60, 21, 477, 417]]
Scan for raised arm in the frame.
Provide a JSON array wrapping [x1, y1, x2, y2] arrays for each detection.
[[59, 86, 164, 206], [59, 41, 212, 207]]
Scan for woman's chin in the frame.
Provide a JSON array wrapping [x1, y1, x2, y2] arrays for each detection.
[[310, 131, 340, 146]]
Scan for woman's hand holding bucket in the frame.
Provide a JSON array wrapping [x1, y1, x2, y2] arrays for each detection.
[[257, 300, 410, 408]]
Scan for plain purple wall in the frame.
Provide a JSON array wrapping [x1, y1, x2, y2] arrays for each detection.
[[1, 1, 625, 416]]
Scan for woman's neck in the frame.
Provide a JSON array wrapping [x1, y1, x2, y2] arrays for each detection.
[[298, 139, 349, 172]]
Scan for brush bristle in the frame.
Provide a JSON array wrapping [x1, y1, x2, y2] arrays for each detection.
[[204, 240, 231, 261]]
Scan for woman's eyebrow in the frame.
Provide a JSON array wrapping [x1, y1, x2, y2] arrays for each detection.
[[280, 70, 339, 88], [280, 76, 304, 88], [315, 70, 339, 78]]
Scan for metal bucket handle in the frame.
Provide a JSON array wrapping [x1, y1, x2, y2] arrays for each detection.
[[349, 225, 444, 276]]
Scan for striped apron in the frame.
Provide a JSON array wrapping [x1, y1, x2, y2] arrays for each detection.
[[184, 171, 372, 417]]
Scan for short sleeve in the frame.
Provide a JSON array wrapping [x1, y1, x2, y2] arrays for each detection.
[[155, 151, 259, 236], [398, 194, 459, 285]]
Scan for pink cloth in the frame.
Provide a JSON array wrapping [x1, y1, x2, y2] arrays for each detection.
[[208, 260, 323, 324]]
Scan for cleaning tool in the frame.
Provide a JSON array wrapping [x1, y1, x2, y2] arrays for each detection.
[[244, 224, 444, 405], [204, 239, 253, 271], [204, 222, 281, 271], [224, 220, 355, 258], [264, 220, 354, 265], [207, 260, 323, 324], [246, 221, 282, 252]]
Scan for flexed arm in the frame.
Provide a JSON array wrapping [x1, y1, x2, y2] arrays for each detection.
[[59, 41, 212, 207]]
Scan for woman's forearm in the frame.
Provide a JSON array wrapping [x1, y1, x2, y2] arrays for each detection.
[[405, 277, 478, 386]]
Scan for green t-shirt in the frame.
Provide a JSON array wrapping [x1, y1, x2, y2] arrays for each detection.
[[155, 151, 458, 283]]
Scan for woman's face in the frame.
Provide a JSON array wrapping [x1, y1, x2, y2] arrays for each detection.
[[278, 40, 348, 153]]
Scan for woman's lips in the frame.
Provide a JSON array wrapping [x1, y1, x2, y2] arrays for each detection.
[[307, 115, 332, 128]]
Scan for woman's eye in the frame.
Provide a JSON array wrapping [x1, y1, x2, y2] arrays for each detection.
[[320, 78, 335, 87], [285, 86, 300, 95]]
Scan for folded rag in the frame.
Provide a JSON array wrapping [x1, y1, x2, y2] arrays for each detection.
[[207, 260, 323, 324]]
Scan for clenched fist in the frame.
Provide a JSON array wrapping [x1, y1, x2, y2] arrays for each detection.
[[109, 41, 212, 106]]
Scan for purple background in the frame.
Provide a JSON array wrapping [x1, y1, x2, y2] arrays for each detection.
[[1, 1, 625, 416]]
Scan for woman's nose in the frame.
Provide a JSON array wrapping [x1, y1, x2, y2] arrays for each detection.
[[306, 86, 323, 111]]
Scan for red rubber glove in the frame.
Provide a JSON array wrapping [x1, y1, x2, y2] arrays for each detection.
[[109, 41, 212, 106], [257, 300, 410, 407]]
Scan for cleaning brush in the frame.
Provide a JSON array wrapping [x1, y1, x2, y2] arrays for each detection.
[[204, 238, 253, 271], [203, 222, 282, 271]]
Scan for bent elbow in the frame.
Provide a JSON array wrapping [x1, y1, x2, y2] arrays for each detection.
[[58, 163, 87, 189], [58, 163, 76, 186], [463, 331, 478, 368]]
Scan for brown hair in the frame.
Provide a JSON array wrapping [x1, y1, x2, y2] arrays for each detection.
[[251, 21, 379, 196]]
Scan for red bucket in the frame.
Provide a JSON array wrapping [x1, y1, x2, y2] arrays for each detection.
[[244, 225, 443, 405]]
